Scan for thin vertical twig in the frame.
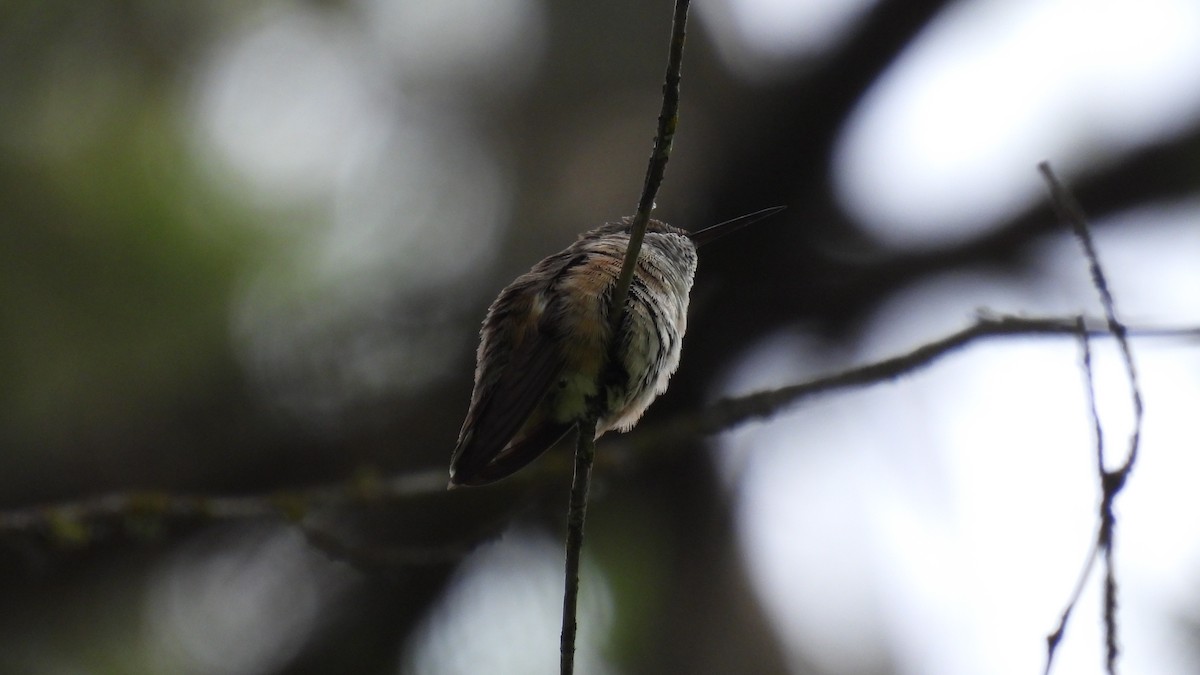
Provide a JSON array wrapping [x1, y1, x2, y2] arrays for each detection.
[[559, 3, 691, 673], [560, 419, 598, 675]]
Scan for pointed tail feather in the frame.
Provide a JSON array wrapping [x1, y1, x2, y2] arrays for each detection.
[[450, 420, 576, 487]]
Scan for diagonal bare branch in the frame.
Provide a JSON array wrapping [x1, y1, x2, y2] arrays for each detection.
[[0, 317, 1187, 553]]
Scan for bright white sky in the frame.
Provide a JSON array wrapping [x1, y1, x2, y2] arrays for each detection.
[[833, 0, 1200, 247], [716, 227, 1200, 673]]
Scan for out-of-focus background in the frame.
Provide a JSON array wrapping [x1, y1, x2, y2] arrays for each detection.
[[2, 1, 1198, 673]]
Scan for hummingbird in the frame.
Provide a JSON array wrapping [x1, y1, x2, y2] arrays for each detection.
[[449, 206, 784, 487]]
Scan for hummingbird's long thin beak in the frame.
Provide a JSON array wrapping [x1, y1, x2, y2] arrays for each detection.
[[688, 205, 786, 248]]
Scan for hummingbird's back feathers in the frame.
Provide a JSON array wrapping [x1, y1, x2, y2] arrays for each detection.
[[449, 268, 569, 486], [450, 218, 704, 487], [449, 332, 564, 485]]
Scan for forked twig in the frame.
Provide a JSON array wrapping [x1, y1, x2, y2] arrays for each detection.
[[1039, 162, 1143, 675]]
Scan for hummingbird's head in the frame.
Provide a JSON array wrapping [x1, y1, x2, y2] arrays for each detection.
[[585, 217, 689, 240]]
